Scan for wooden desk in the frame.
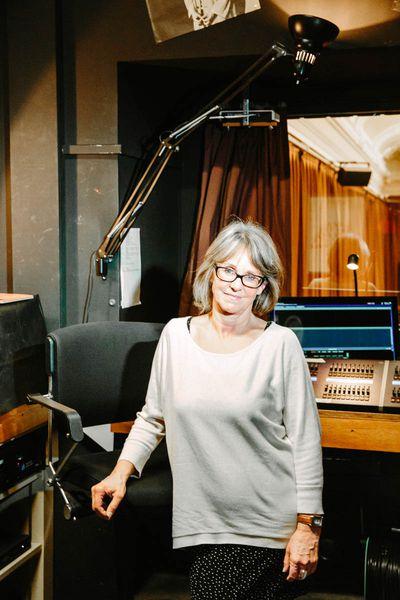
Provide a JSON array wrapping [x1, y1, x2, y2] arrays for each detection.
[[319, 409, 400, 453], [110, 421, 133, 435], [112, 410, 400, 453]]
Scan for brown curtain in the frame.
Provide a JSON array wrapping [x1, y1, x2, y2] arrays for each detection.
[[289, 143, 400, 300], [179, 121, 291, 316], [387, 203, 400, 294]]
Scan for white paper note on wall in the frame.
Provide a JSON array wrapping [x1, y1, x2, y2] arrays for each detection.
[[120, 228, 141, 309]]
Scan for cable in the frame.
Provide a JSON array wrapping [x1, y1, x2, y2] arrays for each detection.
[[365, 536, 400, 599], [82, 250, 95, 323]]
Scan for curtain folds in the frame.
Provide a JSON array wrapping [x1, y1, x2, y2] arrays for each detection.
[[386, 203, 400, 294], [179, 122, 291, 316], [289, 143, 400, 299], [179, 125, 400, 316]]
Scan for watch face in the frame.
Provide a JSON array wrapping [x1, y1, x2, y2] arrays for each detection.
[[312, 516, 323, 527]]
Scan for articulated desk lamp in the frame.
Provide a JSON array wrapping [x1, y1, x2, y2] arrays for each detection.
[[95, 14, 339, 280]]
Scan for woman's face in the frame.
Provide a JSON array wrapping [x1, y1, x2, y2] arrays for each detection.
[[211, 248, 267, 316]]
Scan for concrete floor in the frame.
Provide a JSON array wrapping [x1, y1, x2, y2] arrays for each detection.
[[134, 572, 363, 600]]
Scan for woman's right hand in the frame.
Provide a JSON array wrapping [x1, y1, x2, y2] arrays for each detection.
[[91, 460, 135, 520]]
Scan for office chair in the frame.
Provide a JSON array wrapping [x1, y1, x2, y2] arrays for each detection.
[[28, 320, 172, 517], [27, 320, 172, 517]]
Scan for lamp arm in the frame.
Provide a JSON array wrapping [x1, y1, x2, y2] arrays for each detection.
[[95, 42, 290, 278], [96, 141, 175, 267]]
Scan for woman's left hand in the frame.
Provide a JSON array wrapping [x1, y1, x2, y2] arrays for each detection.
[[282, 523, 320, 581]]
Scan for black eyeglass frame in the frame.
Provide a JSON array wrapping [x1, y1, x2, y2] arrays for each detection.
[[214, 266, 267, 289]]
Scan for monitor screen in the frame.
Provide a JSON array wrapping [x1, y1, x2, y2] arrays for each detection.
[[0, 295, 47, 416], [272, 296, 399, 359]]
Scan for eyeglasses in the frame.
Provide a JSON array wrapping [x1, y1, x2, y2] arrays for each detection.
[[215, 266, 266, 289]]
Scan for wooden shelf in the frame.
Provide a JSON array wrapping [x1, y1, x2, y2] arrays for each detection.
[[0, 404, 48, 443], [0, 293, 34, 304], [0, 542, 42, 582], [0, 405, 53, 597]]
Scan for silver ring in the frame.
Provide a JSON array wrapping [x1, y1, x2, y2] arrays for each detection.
[[299, 569, 307, 580]]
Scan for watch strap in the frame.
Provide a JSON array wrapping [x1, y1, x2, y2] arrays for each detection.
[[297, 514, 323, 528]]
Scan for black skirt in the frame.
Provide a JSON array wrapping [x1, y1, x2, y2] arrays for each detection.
[[188, 544, 311, 600]]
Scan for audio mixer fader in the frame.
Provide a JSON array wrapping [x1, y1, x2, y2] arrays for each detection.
[[308, 359, 400, 412]]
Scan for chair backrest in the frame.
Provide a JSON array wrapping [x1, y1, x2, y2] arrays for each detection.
[[47, 321, 164, 427]]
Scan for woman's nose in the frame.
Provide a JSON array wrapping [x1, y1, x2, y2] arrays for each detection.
[[229, 276, 243, 290]]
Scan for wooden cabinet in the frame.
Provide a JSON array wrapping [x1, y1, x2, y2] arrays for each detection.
[[0, 406, 52, 600]]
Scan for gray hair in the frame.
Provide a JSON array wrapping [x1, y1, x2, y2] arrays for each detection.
[[193, 218, 284, 316]]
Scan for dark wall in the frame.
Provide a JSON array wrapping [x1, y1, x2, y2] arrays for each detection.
[[124, 47, 400, 119], [117, 62, 205, 323]]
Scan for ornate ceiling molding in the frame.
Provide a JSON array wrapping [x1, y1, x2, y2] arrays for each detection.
[[288, 114, 400, 197]]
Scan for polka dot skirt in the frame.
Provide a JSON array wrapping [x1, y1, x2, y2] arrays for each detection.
[[189, 544, 310, 600]]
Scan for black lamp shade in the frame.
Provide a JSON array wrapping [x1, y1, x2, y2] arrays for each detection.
[[288, 14, 340, 83], [347, 253, 360, 270], [289, 14, 340, 53]]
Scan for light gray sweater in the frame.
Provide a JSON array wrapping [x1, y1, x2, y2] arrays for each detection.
[[119, 317, 324, 549]]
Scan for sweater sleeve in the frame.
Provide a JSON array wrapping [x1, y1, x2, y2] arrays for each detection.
[[118, 325, 168, 477], [282, 331, 324, 514]]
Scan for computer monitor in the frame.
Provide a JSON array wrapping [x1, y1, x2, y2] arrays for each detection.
[[0, 295, 47, 416], [272, 296, 399, 359]]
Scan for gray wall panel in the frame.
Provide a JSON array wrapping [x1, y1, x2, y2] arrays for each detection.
[[7, 0, 60, 330], [0, 6, 8, 292], [3, 0, 290, 327]]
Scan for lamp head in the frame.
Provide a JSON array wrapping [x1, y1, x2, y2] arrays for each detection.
[[288, 14, 340, 84], [347, 253, 360, 271]]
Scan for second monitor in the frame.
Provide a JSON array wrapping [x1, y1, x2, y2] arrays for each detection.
[[272, 296, 399, 360]]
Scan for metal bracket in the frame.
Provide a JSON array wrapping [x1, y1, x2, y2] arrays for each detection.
[[62, 144, 122, 155]]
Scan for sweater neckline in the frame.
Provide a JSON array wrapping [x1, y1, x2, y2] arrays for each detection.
[[185, 318, 275, 357]]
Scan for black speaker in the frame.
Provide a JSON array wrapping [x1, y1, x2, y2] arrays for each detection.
[[338, 168, 371, 187]]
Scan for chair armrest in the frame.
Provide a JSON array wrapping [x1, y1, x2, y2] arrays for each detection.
[[27, 393, 84, 443]]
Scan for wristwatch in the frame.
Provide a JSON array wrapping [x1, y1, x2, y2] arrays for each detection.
[[297, 514, 324, 529]]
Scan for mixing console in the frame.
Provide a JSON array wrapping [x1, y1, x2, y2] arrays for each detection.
[[308, 359, 400, 412]]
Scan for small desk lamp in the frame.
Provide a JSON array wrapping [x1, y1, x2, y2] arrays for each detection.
[[347, 253, 360, 296], [95, 14, 339, 279]]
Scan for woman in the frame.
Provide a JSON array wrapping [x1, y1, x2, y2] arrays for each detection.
[[92, 218, 324, 599]]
